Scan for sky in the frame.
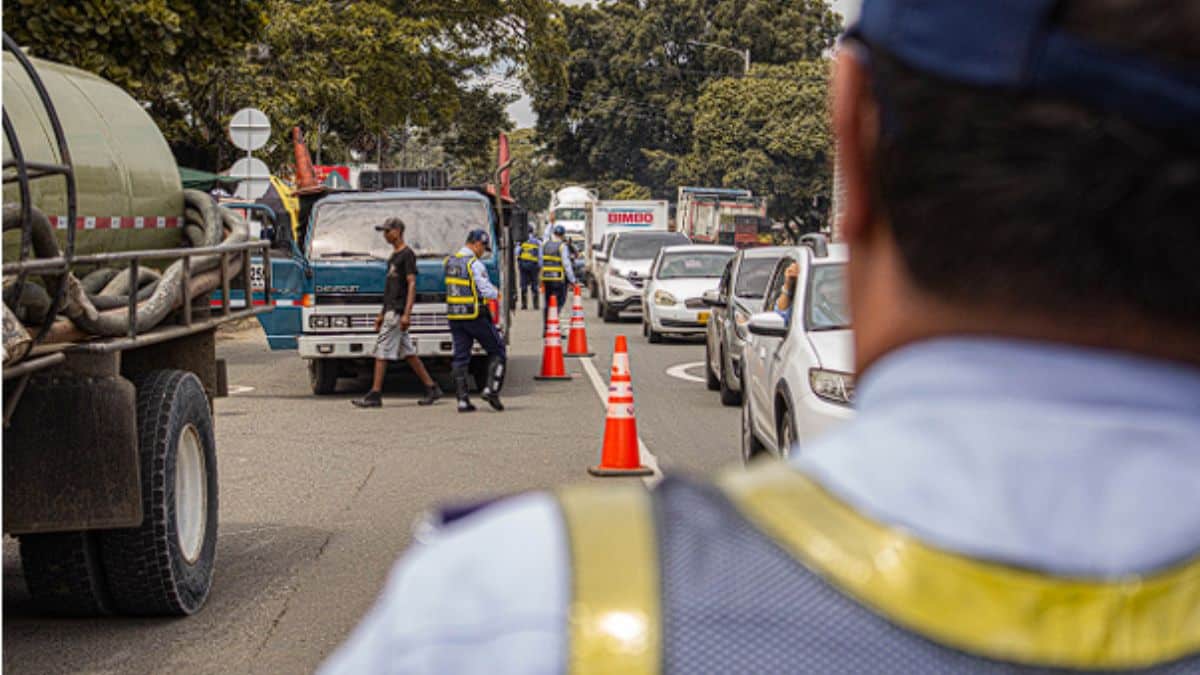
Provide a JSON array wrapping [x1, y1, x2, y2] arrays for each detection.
[[503, 0, 861, 127]]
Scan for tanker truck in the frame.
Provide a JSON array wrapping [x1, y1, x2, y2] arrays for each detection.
[[1, 36, 270, 616]]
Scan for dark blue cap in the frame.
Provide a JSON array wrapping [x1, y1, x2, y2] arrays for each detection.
[[553, 225, 566, 236], [847, 0, 1200, 143], [466, 229, 491, 248]]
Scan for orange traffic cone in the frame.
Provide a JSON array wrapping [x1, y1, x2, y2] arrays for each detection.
[[566, 284, 595, 358], [589, 336, 652, 476], [535, 295, 573, 381]]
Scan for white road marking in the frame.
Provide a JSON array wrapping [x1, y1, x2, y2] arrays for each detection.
[[665, 361, 707, 384], [227, 385, 255, 395], [579, 356, 662, 485]]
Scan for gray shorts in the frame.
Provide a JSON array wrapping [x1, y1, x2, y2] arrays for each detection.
[[373, 311, 416, 360]]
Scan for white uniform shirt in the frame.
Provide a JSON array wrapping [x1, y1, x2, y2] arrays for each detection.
[[457, 246, 498, 300], [321, 338, 1200, 674]]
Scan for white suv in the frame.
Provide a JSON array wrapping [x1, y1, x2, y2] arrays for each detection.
[[741, 238, 855, 462], [597, 231, 690, 322]]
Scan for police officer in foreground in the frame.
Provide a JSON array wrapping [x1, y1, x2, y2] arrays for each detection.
[[324, 1, 1200, 672], [539, 225, 575, 325], [444, 230, 505, 413], [518, 229, 542, 310]]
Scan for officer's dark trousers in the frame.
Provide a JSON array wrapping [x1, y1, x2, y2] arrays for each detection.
[[542, 282, 568, 326], [519, 264, 540, 304], [449, 313, 507, 370]]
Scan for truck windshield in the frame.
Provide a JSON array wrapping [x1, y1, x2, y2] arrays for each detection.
[[555, 208, 587, 221], [311, 199, 489, 260]]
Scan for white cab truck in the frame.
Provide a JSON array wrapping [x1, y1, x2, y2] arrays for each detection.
[[586, 200, 670, 296], [546, 186, 597, 239]]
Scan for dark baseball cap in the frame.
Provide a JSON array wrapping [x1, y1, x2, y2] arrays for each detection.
[[847, 0, 1200, 144], [466, 229, 492, 249], [374, 218, 406, 232]]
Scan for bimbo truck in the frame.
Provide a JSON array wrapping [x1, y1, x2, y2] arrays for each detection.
[[254, 186, 523, 395], [585, 199, 670, 296]]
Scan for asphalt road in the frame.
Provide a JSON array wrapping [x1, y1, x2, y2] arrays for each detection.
[[3, 298, 739, 674]]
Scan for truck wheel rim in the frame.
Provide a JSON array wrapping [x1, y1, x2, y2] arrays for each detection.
[[175, 423, 207, 564]]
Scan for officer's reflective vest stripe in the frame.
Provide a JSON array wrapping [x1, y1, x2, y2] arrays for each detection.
[[540, 241, 566, 283], [444, 253, 480, 321], [519, 240, 541, 264], [557, 462, 1200, 673], [558, 484, 660, 675]]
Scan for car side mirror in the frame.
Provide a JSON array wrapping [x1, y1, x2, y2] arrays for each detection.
[[595, 253, 608, 262], [748, 312, 788, 337], [592, 243, 602, 252], [702, 289, 726, 308]]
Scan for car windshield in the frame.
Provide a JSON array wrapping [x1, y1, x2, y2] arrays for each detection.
[[612, 234, 688, 260], [658, 251, 734, 279], [555, 208, 587, 221], [807, 264, 851, 330], [311, 199, 489, 260], [734, 257, 780, 299]]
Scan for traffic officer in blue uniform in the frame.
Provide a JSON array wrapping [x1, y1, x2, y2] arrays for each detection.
[[539, 225, 575, 326], [444, 229, 505, 413], [323, 1, 1200, 672], [517, 230, 542, 310]]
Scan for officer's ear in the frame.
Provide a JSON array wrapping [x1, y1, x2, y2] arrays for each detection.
[[833, 44, 881, 246]]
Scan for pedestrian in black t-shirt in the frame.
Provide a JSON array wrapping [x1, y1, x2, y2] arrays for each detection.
[[352, 218, 442, 408]]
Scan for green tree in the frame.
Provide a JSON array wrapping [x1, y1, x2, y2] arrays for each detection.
[[528, 0, 841, 197], [676, 61, 833, 234]]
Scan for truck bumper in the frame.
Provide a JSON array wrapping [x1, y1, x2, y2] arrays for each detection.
[[298, 333, 488, 359]]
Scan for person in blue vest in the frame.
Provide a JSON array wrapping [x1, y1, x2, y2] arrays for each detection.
[[539, 225, 576, 325], [323, 1, 1200, 672], [517, 230, 542, 311], [444, 230, 505, 413]]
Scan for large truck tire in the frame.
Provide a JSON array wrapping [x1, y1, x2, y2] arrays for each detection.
[[309, 358, 338, 395], [99, 370, 218, 616], [18, 531, 113, 616]]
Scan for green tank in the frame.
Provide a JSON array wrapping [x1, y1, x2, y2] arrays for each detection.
[[3, 52, 184, 258]]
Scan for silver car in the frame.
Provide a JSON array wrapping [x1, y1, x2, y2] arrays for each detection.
[[701, 247, 787, 405]]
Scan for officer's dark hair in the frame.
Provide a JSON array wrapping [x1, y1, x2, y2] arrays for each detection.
[[870, 0, 1200, 331], [383, 218, 406, 236]]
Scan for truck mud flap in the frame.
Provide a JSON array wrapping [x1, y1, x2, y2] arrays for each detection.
[[4, 373, 142, 534]]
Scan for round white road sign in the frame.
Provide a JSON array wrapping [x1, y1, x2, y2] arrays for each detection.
[[229, 157, 271, 200], [229, 108, 271, 151]]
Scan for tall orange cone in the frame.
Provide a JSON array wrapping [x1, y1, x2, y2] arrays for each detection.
[[589, 336, 652, 476], [535, 295, 573, 381], [566, 284, 595, 357]]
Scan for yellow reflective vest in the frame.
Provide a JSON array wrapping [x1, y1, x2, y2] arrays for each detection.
[[444, 253, 480, 320]]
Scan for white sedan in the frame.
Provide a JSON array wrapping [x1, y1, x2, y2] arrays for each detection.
[[741, 239, 855, 461], [642, 244, 735, 343]]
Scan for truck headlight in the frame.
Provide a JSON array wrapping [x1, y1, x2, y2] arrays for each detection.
[[310, 315, 331, 328], [332, 316, 350, 328], [653, 290, 677, 307], [809, 369, 855, 406]]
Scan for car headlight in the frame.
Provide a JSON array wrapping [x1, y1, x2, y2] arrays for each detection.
[[653, 289, 677, 307], [332, 315, 350, 328], [809, 369, 855, 406], [309, 315, 331, 328]]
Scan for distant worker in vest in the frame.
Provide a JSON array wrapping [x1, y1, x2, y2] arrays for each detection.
[[351, 218, 442, 409], [539, 225, 575, 325], [444, 229, 506, 413], [517, 229, 542, 311], [324, 1, 1200, 672]]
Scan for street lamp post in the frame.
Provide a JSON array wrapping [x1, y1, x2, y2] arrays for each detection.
[[687, 40, 751, 76]]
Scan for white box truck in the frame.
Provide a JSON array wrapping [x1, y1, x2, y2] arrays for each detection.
[[586, 200, 670, 295]]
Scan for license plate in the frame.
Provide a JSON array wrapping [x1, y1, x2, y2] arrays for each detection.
[[249, 262, 265, 291], [697, 311, 710, 324]]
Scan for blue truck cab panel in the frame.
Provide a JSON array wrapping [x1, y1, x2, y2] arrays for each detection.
[[257, 190, 506, 383]]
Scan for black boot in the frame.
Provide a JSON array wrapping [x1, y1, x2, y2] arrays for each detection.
[[480, 356, 506, 411], [352, 390, 382, 408], [417, 383, 443, 406], [521, 289, 528, 310], [533, 293, 540, 310], [453, 368, 476, 413]]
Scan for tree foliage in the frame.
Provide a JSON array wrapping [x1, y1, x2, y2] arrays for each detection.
[[8, 0, 566, 174], [528, 0, 841, 199], [677, 61, 833, 230]]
